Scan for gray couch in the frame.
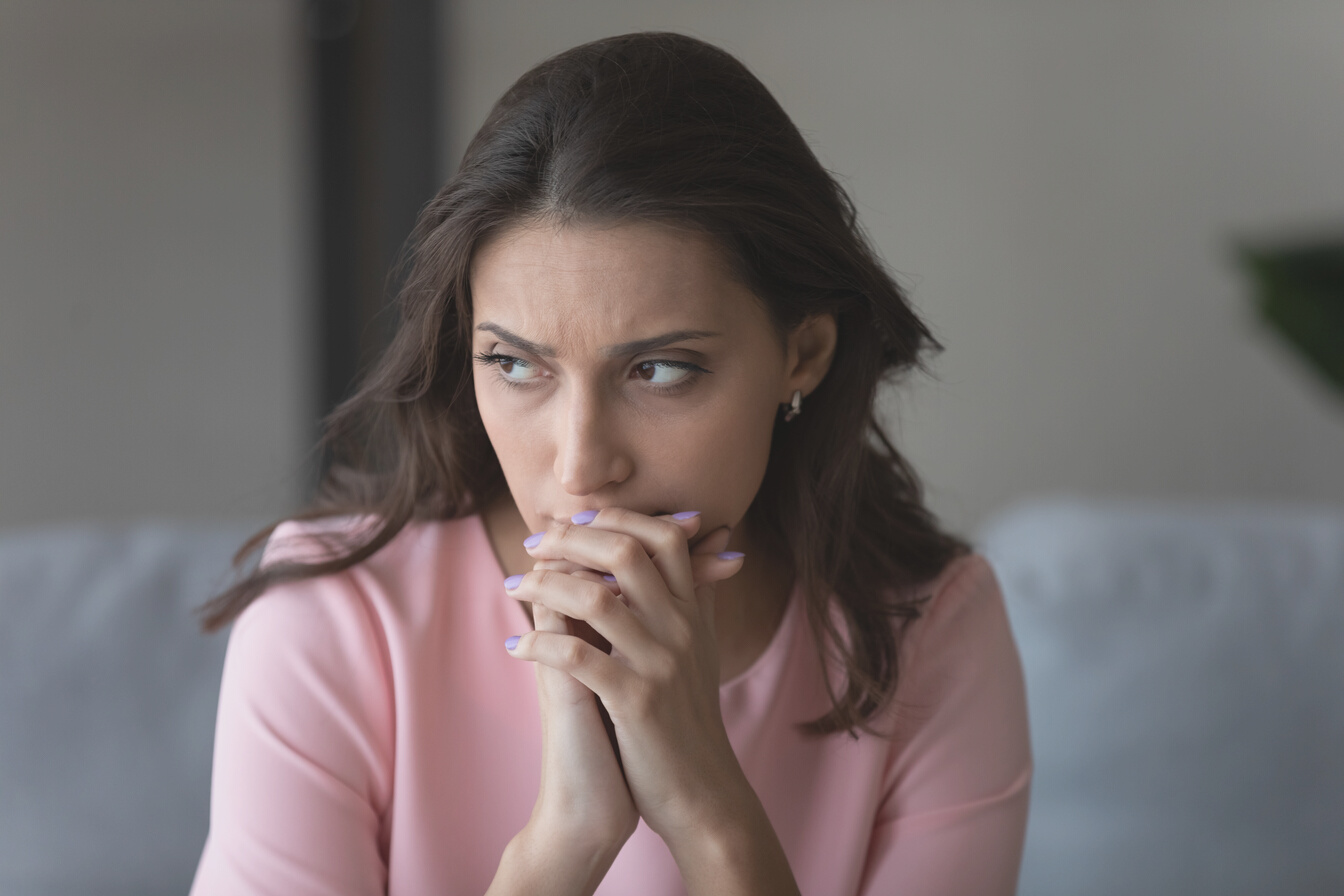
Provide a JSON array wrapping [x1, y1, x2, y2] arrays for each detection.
[[0, 520, 254, 896], [2, 501, 1341, 895], [981, 500, 1344, 895]]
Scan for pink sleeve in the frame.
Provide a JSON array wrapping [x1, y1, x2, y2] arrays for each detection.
[[190, 529, 395, 895], [858, 555, 1033, 896]]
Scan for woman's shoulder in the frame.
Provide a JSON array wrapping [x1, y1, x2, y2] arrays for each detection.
[[818, 552, 1006, 676], [238, 512, 493, 641], [869, 550, 1032, 820], [222, 514, 494, 720], [260, 512, 479, 566], [906, 551, 1009, 649], [213, 515, 413, 826], [258, 511, 493, 579], [888, 551, 1024, 706]]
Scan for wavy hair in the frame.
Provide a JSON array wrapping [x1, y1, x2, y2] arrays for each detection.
[[200, 31, 969, 737]]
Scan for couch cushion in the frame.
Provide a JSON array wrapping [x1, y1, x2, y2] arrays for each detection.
[[979, 499, 1344, 896], [0, 521, 259, 896]]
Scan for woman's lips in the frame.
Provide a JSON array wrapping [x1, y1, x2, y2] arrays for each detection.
[[554, 508, 674, 521]]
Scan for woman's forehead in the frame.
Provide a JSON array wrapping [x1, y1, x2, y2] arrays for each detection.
[[469, 220, 764, 345]]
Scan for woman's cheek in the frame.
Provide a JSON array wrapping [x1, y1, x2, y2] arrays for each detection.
[[700, 409, 773, 511]]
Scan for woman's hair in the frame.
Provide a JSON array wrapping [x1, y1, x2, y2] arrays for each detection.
[[200, 31, 969, 737]]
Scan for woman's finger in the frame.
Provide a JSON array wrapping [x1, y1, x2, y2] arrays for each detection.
[[688, 551, 746, 589], [528, 559, 622, 594], [507, 568, 649, 655], [525, 509, 699, 602], [506, 628, 628, 706], [531, 553, 739, 592], [689, 524, 734, 558]]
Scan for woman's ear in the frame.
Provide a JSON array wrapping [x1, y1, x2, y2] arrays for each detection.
[[782, 313, 838, 401]]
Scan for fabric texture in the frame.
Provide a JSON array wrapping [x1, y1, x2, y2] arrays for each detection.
[[981, 498, 1344, 896], [190, 514, 1031, 895]]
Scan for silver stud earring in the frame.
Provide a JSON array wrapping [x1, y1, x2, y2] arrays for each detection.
[[783, 389, 802, 422]]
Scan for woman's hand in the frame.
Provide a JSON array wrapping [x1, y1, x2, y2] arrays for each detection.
[[504, 508, 753, 847], [517, 577, 637, 866], [495, 513, 739, 895]]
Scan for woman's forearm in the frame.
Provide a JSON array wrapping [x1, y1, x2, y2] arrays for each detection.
[[485, 822, 625, 896], [665, 781, 802, 896]]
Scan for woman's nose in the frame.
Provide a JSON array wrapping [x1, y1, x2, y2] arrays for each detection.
[[554, 389, 632, 496]]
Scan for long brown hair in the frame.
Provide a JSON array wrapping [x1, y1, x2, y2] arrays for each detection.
[[200, 31, 969, 737]]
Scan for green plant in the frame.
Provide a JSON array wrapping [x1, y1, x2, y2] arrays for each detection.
[[1237, 238, 1344, 400]]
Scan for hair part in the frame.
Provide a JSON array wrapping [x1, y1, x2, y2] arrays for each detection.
[[199, 30, 969, 738]]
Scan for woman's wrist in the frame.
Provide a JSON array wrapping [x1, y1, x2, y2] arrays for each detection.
[[486, 819, 628, 896]]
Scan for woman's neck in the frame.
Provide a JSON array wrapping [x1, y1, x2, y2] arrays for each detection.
[[479, 494, 792, 684]]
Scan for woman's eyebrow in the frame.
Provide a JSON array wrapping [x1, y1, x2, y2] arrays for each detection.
[[474, 322, 719, 358]]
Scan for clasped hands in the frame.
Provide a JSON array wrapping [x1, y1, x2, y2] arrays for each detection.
[[502, 507, 751, 858]]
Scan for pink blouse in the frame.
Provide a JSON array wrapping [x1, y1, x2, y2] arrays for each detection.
[[190, 513, 1031, 895]]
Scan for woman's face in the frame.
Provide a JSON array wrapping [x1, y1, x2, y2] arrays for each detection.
[[469, 219, 812, 547]]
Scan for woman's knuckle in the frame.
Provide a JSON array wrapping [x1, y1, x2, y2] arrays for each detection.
[[612, 535, 644, 567], [582, 586, 612, 619], [560, 638, 588, 669], [654, 519, 684, 552]]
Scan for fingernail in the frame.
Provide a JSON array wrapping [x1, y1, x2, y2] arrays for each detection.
[[602, 574, 617, 582], [672, 511, 701, 520], [571, 510, 598, 525], [504, 635, 520, 651], [717, 551, 745, 560], [523, 531, 545, 549], [504, 574, 524, 591]]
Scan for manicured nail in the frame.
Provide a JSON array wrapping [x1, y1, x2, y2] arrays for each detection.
[[672, 511, 701, 520], [504, 635, 520, 651], [571, 510, 599, 524], [504, 574, 524, 591], [602, 574, 617, 582], [717, 551, 745, 560], [523, 531, 545, 549]]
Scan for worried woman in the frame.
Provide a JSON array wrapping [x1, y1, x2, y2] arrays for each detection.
[[190, 30, 1031, 896]]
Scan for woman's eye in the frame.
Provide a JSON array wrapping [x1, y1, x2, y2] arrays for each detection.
[[475, 351, 703, 392], [474, 352, 542, 382], [497, 356, 541, 380], [634, 360, 693, 385]]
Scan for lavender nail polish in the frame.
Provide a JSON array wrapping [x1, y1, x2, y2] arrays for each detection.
[[504, 574, 524, 591], [504, 635, 520, 651], [717, 551, 745, 560], [672, 511, 701, 520], [571, 510, 599, 525], [523, 531, 545, 549], [602, 574, 618, 582]]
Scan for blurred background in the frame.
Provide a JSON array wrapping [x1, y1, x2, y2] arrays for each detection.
[[3, 3, 1342, 894], [3, 0, 1341, 536]]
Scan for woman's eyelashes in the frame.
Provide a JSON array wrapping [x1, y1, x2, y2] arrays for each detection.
[[632, 359, 706, 389], [473, 352, 542, 384], [472, 351, 710, 395]]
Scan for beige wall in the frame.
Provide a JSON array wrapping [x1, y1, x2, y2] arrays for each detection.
[[442, 0, 1344, 533], [5, 3, 1340, 535], [0, 1, 310, 529]]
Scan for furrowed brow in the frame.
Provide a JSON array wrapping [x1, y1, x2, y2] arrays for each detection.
[[475, 323, 718, 358]]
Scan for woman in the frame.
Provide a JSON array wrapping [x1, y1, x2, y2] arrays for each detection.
[[191, 30, 1031, 896]]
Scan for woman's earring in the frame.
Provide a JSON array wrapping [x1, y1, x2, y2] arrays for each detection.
[[783, 389, 802, 422]]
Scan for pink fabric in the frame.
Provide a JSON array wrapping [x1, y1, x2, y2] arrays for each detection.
[[190, 514, 1031, 895]]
